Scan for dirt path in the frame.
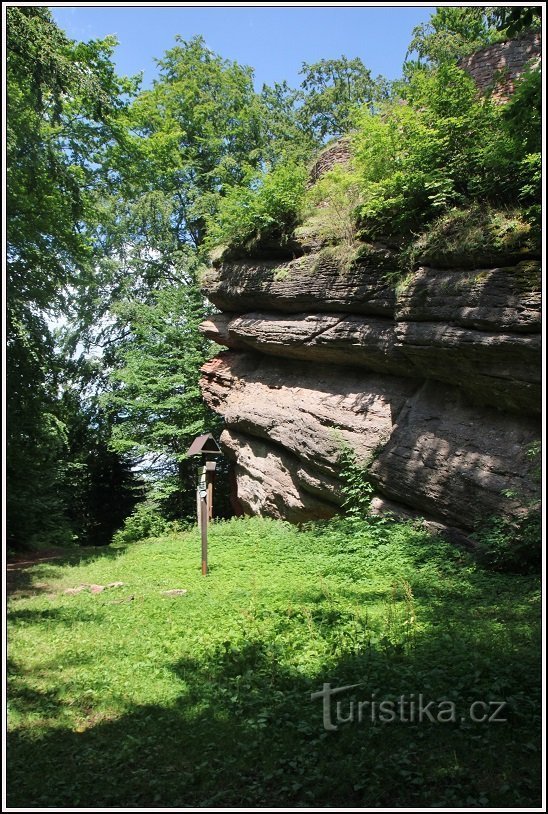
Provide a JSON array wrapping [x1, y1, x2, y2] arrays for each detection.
[[6, 547, 99, 596], [7, 552, 68, 570]]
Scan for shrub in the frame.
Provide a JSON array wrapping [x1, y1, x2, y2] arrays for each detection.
[[471, 509, 541, 574], [300, 164, 362, 247], [472, 440, 541, 573], [352, 62, 538, 241], [517, 152, 541, 238], [112, 500, 182, 545], [337, 442, 375, 519], [205, 160, 307, 252]]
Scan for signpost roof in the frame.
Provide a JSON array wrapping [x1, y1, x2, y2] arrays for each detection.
[[186, 433, 222, 457]]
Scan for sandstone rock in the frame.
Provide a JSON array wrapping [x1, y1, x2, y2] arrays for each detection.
[[369, 496, 475, 548], [199, 313, 246, 349], [396, 321, 541, 414], [202, 351, 540, 530], [200, 352, 419, 479], [370, 381, 540, 529], [396, 263, 541, 332], [201, 249, 397, 316], [226, 312, 409, 375], [221, 429, 338, 521], [205, 311, 540, 414]]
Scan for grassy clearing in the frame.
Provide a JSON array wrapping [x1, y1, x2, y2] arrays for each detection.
[[7, 516, 541, 807]]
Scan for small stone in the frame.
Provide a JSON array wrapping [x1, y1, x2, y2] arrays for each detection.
[[89, 584, 105, 594], [107, 582, 124, 588], [64, 584, 88, 595], [162, 589, 188, 596]]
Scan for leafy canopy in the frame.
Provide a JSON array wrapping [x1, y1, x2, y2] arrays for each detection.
[[298, 56, 388, 141], [7, 7, 137, 547]]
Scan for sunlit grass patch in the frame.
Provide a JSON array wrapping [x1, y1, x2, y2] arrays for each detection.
[[8, 516, 541, 808]]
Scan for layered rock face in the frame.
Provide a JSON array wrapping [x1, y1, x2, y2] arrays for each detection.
[[199, 154, 541, 533]]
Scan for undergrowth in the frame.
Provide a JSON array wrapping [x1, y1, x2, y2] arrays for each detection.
[[7, 516, 541, 808]]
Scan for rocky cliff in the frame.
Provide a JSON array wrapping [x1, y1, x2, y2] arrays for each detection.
[[199, 147, 541, 535]]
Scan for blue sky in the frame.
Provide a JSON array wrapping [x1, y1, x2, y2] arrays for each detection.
[[51, 4, 436, 91]]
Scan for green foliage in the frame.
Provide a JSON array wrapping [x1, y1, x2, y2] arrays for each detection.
[[6, 7, 135, 548], [119, 35, 264, 248], [104, 283, 213, 463], [298, 56, 387, 141], [101, 279, 226, 521], [352, 62, 539, 242], [405, 7, 503, 69], [472, 440, 541, 573], [301, 164, 362, 253], [472, 510, 541, 574], [503, 65, 541, 156], [337, 443, 374, 519], [526, 440, 541, 481], [58, 385, 144, 546], [259, 80, 316, 165], [490, 6, 542, 37], [501, 66, 542, 235], [7, 516, 541, 807], [205, 160, 308, 253], [112, 500, 182, 544], [403, 205, 538, 270]]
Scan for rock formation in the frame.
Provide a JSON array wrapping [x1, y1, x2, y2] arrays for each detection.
[[458, 28, 541, 103], [199, 141, 541, 534]]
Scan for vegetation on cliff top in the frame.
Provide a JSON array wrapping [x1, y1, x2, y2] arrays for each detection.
[[206, 58, 540, 267]]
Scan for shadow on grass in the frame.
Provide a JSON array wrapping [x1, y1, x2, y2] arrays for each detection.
[[7, 521, 541, 807], [7, 606, 107, 627], [8, 613, 541, 809], [7, 544, 128, 598]]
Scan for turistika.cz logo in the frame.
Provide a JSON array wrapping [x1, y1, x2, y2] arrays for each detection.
[[310, 683, 507, 731]]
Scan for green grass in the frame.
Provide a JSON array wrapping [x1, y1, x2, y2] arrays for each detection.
[[7, 516, 542, 807], [402, 204, 540, 271]]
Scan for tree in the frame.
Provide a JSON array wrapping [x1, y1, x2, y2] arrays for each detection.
[[76, 35, 271, 353], [92, 37, 308, 517], [259, 80, 316, 164], [352, 59, 538, 239], [489, 6, 542, 37], [118, 35, 263, 249], [405, 6, 541, 73], [56, 360, 144, 546], [101, 282, 222, 520], [405, 6, 502, 69], [297, 56, 379, 142], [6, 7, 135, 548]]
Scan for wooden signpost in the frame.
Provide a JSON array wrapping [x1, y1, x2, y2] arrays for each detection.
[[186, 434, 222, 575]]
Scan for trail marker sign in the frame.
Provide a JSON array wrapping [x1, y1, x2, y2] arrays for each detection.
[[186, 434, 222, 575]]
